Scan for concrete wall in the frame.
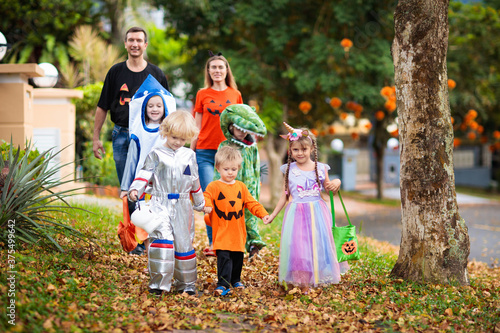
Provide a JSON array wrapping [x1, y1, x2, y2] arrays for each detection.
[[0, 64, 83, 192], [454, 167, 492, 188], [33, 88, 83, 188]]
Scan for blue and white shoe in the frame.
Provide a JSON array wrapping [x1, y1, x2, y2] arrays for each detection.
[[233, 282, 245, 289], [214, 286, 231, 296]]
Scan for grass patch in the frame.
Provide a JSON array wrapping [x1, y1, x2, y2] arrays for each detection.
[[1, 198, 498, 332], [455, 185, 500, 201]]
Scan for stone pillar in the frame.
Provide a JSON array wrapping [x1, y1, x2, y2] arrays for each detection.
[[0, 64, 44, 145]]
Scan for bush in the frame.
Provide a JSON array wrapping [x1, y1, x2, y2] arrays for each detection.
[[0, 140, 91, 251], [82, 141, 119, 187], [0, 140, 43, 169]]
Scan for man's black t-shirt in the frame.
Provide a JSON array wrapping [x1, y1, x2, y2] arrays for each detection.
[[97, 61, 169, 128]]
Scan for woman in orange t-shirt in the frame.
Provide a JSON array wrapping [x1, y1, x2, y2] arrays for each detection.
[[191, 52, 243, 252]]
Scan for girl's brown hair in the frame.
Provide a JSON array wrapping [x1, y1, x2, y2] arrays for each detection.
[[144, 94, 165, 124], [203, 54, 238, 90], [283, 131, 321, 200]]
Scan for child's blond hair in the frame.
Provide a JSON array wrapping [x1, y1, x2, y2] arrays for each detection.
[[215, 146, 243, 169], [160, 111, 199, 140]]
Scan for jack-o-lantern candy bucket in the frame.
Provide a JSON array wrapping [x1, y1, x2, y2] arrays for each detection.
[[330, 192, 360, 262]]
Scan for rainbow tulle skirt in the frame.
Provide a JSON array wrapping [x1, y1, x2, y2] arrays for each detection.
[[279, 199, 348, 286]]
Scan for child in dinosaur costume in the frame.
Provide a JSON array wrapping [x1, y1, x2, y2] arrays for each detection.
[[213, 104, 267, 258]]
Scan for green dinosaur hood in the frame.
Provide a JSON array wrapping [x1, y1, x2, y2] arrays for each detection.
[[220, 104, 267, 148]]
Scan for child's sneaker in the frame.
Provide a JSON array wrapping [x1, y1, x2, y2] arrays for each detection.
[[233, 282, 245, 290], [149, 288, 163, 296], [179, 286, 197, 296], [130, 244, 145, 256], [214, 286, 231, 296], [248, 245, 260, 260]]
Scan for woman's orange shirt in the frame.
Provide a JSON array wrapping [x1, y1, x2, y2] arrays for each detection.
[[193, 87, 243, 150]]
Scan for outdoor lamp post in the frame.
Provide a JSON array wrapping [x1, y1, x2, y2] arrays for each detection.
[[331, 138, 344, 153], [387, 138, 399, 151], [32, 62, 59, 88]]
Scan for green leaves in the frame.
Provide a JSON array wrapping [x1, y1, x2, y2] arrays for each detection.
[[448, 1, 500, 136], [0, 0, 97, 64], [0, 140, 91, 251]]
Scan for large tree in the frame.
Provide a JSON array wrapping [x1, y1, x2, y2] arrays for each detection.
[[391, 0, 470, 284], [157, 0, 397, 203], [0, 0, 98, 65]]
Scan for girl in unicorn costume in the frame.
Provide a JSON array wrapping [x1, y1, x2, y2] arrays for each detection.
[[265, 123, 348, 290], [120, 74, 177, 199]]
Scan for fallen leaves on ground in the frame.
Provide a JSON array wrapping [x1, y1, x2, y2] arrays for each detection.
[[1, 208, 499, 332]]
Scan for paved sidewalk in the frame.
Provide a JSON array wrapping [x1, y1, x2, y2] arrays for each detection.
[[259, 180, 499, 265], [358, 186, 494, 205]]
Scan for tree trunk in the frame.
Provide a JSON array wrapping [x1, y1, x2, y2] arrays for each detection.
[[104, 0, 125, 45], [374, 145, 385, 200], [373, 119, 388, 200], [390, 0, 470, 285], [265, 133, 288, 206]]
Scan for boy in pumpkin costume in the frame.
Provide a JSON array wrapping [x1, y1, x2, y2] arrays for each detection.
[[204, 146, 270, 296], [213, 104, 267, 259]]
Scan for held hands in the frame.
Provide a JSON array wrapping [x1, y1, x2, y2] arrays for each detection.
[[129, 190, 138, 202], [263, 215, 272, 225], [120, 190, 128, 199], [203, 206, 213, 214], [324, 179, 341, 194]]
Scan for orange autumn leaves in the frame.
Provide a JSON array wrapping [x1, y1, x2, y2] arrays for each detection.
[[298, 76, 500, 149], [376, 86, 397, 123], [298, 86, 397, 140], [298, 101, 312, 114], [452, 109, 500, 152], [453, 109, 486, 147], [340, 38, 353, 52]]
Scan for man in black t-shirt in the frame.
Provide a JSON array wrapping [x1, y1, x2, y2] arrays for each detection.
[[92, 26, 169, 188]]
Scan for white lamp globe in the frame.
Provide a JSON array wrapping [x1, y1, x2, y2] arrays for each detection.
[[331, 138, 344, 152], [32, 62, 59, 88], [387, 138, 399, 150], [0, 31, 7, 61], [386, 123, 398, 134]]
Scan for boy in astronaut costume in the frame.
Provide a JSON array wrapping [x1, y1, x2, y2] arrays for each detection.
[[129, 111, 204, 296]]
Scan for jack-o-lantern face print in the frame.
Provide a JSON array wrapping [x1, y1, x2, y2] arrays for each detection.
[[341, 238, 358, 255], [213, 190, 244, 220]]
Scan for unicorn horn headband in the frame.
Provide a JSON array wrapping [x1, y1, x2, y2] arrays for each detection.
[[280, 122, 310, 142]]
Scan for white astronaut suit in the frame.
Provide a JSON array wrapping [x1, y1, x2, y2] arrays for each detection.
[[129, 145, 204, 294]]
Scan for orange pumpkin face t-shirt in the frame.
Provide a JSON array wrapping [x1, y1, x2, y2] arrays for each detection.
[[204, 180, 268, 252], [193, 87, 243, 150]]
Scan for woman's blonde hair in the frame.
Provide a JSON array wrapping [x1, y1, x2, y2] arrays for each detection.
[[215, 146, 243, 169], [204, 54, 238, 90], [160, 111, 199, 140]]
